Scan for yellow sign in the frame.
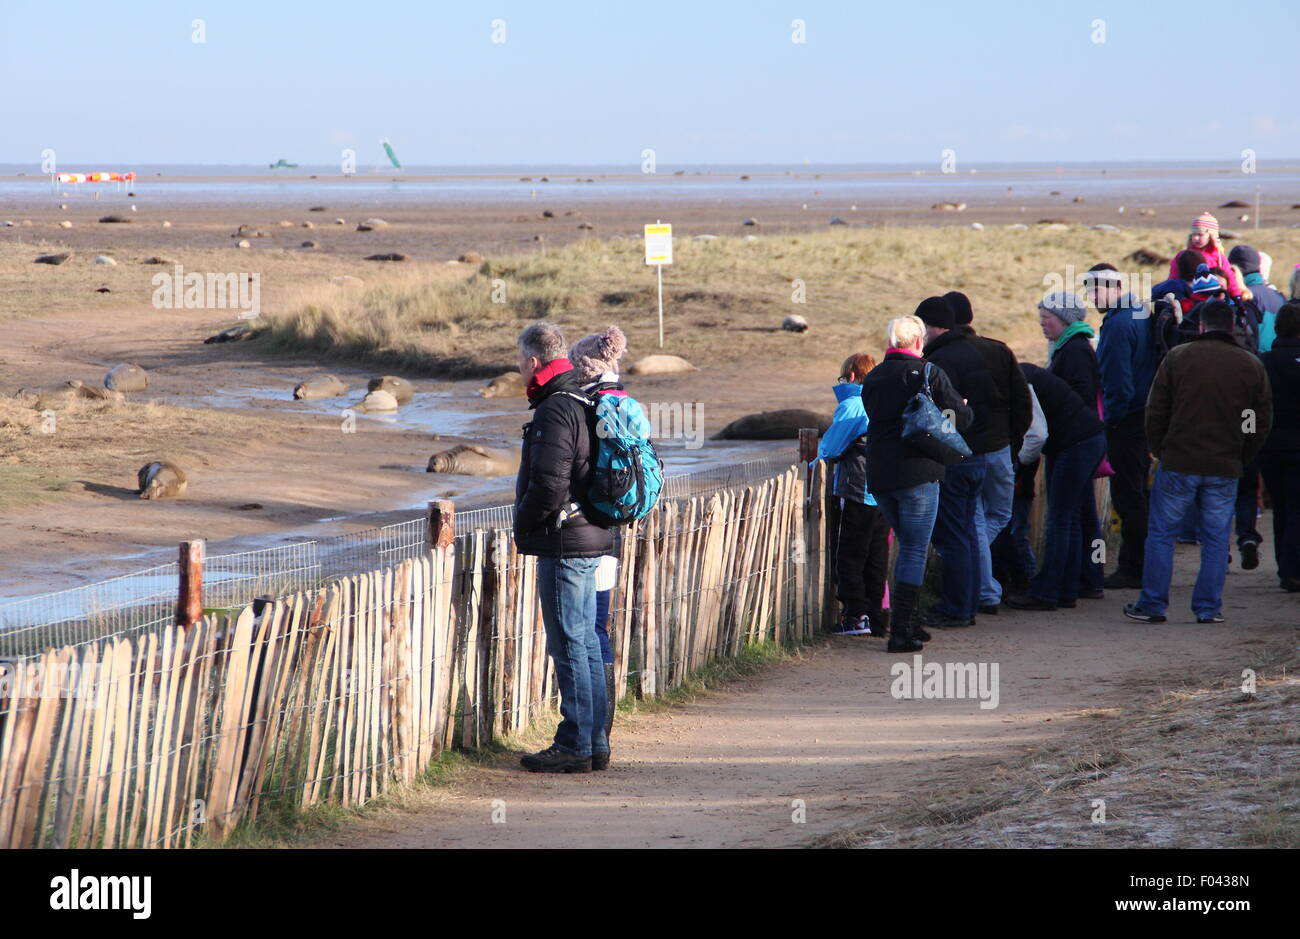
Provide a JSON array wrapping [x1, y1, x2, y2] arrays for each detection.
[[644, 223, 673, 265]]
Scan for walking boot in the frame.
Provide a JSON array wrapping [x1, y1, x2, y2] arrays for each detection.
[[593, 662, 616, 771], [887, 582, 924, 653]]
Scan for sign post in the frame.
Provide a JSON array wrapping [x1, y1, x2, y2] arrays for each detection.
[[644, 221, 672, 347]]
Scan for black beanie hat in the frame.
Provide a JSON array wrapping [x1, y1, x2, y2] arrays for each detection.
[[1227, 244, 1261, 276], [915, 296, 955, 330], [942, 291, 973, 325]]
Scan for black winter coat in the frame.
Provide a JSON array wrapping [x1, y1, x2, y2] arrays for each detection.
[[1048, 332, 1101, 413], [860, 351, 973, 492], [1260, 337, 1300, 458], [513, 367, 614, 558], [922, 329, 997, 453], [956, 326, 1033, 455], [1020, 363, 1104, 457]]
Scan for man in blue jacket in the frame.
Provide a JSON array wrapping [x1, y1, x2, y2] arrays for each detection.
[[1086, 264, 1159, 589], [817, 353, 890, 637]]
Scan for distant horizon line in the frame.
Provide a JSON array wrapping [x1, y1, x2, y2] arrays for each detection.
[[4, 158, 1300, 172]]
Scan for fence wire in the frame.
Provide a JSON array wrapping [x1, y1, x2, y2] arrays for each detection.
[[1, 455, 800, 660]]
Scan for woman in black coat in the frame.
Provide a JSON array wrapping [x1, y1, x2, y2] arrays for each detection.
[[1258, 302, 1300, 590], [1005, 292, 1107, 611], [860, 314, 972, 652]]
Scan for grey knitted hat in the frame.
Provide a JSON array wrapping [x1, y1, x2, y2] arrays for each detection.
[[1038, 291, 1088, 325]]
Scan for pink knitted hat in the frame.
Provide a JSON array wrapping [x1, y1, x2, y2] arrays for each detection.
[[1191, 211, 1219, 234], [569, 325, 628, 381]]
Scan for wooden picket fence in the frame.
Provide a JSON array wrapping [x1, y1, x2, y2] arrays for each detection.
[[0, 462, 832, 848]]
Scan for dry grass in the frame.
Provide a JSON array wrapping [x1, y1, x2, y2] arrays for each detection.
[[255, 226, 1300, 375], [823, 666, 1300, 849], [0, 238, 425, 320], [0, 395, 277, 509]]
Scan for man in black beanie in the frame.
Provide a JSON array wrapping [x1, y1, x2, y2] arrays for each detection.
[[943, 291, 1032, 614], [916, 296, 998, 628]]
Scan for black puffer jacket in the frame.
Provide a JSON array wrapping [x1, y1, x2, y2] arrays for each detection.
[[860, 351, 973, 492], [922, 328, 996, 453], [1021, 363, 1104, 457], [514, 366, 614, 558], [956, 326, 1032, 455], [1260, 336, 1300, 458]]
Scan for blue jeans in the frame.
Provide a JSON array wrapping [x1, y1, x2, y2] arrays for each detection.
[[873, 481, 940, 586], [931, 457, 987, 619], [974, 446, 1015, 606], [1029, 433, 1106, 604], [1137, 468, 1236, 618], [594, 589, 614, 664], [537, 556, 607, 757]]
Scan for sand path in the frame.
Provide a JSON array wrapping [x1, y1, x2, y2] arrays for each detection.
[[323, 534, 1295, 849]]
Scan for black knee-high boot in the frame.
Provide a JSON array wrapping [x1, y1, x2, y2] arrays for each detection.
[[887, 582, 925, 653], [604, 662, 616, 740]]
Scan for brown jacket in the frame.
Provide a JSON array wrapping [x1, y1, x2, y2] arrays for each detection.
[[1145, 331, 1273, 478]]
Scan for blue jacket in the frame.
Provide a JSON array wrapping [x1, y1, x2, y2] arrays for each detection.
[[814, 382, 876, 505], [1096, 293, 1159, 424]]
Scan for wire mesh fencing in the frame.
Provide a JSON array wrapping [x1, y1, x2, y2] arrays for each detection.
[[0, 461, 818, 848], [0, 451, 801, 661]]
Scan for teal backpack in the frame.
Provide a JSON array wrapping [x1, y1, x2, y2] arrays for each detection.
[[584, 389, 663, 526]]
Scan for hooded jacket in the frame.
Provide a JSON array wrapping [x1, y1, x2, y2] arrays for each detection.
[[860, 350, 973, 492], [1145, 331, 1273, 478], [514, 360, 614, 558], [1243, 273, 1286, 352], [921, 328, 996, 453], [1096, 293, 1160, 424], [955, 325, 1032, 454], [816, 382, 875, 505]]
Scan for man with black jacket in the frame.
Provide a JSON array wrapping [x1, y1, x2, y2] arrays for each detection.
[[1256, 302, 1300, 590], [513, 322, 614, 773], [944, 291, 1033, 615], [916, 296, 998, 629]]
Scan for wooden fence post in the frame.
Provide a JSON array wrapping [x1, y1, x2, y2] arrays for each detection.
[[177, 540, 204, 627], [427, 500, 455, 551], [798, 428, 819, 468]]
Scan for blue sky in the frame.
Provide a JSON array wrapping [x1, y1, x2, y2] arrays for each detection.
[[2, 0, 1297, 166]]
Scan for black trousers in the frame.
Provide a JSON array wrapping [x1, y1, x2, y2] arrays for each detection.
[[1105, 409, 1150, 576], [835, 499, 890, 618]]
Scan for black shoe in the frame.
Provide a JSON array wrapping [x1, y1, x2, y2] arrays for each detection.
[[1103, 570, 1143, 589], [1078, 588, 1104, 600], [978, 604, 999, 615], [1058, 598, 1077, 608], [592, 751, 611, 771], [867, 609, 891, 637], [1003, 594, 1057, 612], [1195, 613, 1225, 624], [919, 607, 972, 629], [1123, 603, 1166, 624], [520, 745, 592, 774], [1282, 577, 1300, 593], [1241, 541, 1260, 571]]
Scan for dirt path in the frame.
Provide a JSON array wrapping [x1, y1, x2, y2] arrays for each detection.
[[324, 534, 1296, 849]]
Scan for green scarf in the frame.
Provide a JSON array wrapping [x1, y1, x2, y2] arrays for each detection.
[[1049, 320, 1095, 362]]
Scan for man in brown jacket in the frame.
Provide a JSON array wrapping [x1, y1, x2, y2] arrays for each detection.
[[1125, 301, 1273, 624]]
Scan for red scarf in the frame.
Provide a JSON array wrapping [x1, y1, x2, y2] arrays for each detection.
[[526, 357, 574, 399]]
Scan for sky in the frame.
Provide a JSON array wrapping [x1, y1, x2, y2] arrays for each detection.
[[2, 0, 1298, 168]]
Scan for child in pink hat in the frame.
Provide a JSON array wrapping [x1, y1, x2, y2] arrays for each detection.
[[1169, 212, 1242, 297]]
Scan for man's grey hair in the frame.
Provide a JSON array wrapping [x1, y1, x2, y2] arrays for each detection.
[[517, 322, 567, 363]]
